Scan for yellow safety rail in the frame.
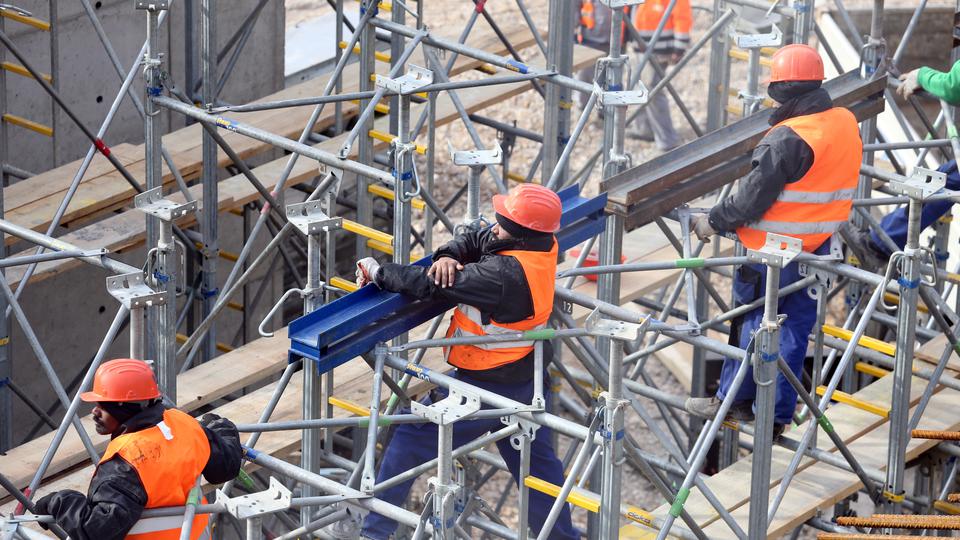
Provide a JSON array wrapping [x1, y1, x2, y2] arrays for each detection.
[[4, 114, 52, 137], [175, 334, 233, 353], [524, 477, 660, 531], [339, 41, 392, 63], [506, 171, 527, 183], [367, 129, 427, 155], [0, 7, 50, 31], [822, 324, 896, 356], [330, 276, 359, 293], [367, 184, 426, 210], [2, 62, 51, 82], [882, 292, 929, 313], [366, 239, 422, 262], [329, 396, 369, 416], [855, 362, 890, 378], [194, 242, 240, 262], [349, 98, 389, 115], [342, 218, 394, 245], [816, 386, 889, 418], [728, 49, 774, 67]]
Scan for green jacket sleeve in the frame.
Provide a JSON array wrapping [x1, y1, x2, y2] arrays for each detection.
[[918, 60, 960, 105]]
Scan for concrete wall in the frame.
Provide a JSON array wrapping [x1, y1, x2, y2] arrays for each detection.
[[3, 0, 285, 173], [838, 6, 955, 72]]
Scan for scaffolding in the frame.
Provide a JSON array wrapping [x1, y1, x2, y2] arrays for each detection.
[[3, 0, 960, 539]]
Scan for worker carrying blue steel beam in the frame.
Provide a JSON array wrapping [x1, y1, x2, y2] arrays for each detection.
[[348, 184, 579, 540], [841, 54, 960, 272], [685, 44, 863, 439], [31, 359, 242, 540]]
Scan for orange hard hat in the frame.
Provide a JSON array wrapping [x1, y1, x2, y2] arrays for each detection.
[[492, 184, 562, 233], [769, 44, 824, 83], [80, 358, 162, 403]]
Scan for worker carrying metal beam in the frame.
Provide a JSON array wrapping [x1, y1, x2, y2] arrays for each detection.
[[32, 359, 242, 540], [841, 59, 960, 271], [685, 44, 863, 437], [354, 184, 579, 540]]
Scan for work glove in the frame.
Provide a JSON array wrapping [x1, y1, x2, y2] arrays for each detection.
[[692, 214, 716, 243], [897, 69, 921, 99], [33, 491, 81, 529], [355, 257, 382, 288]]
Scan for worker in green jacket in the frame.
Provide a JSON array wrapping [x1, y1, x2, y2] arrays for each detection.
[[841, 59, 960, 271]]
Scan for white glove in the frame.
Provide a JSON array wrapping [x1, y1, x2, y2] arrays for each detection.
[[692, 214, 716, 243], [897, 69, 921, 99], [355, 257, 382, 288]]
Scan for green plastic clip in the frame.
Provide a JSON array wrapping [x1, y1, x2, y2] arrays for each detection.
[[669, 487, 691, 517], [525, 328, 557, 341], [235, 468, 255, 490], [817, 415, 834, 433], [674, 258, 705, 269]]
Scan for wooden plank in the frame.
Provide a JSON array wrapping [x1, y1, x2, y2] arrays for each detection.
[[0, 329, 290, 500], [3, 43, 605, 289]]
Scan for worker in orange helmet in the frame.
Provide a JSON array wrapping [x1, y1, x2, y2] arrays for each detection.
[[685, 44, 862, 439], [354, 184, 578, 540], [33, 359, 242, 540]]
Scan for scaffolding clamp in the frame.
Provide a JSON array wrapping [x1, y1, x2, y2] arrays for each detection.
[[286, 200, 341, 236], [135, 187, 197, 223], [106, 272, 166, 309], [214, 476, 292, 519], [597, 0, 644, 7], [411, 387, 481, 425], [133, 0, 170, 10], [375, 64, 432, 96], [746, 233, 802, 269], [888, 166, 946, 201], [448, 141, 502, 167], [508, 417, 540, 449], [584, 307, 644, 343]]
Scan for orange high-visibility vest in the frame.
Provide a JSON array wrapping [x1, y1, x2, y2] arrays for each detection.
[[737, 107, 862, 253], [445, 239, 558, 371], [632, 0, 692, 51], [99, 409, 212, 540]]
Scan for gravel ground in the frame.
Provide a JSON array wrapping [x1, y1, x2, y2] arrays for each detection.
[[282, 1, 953, 538]]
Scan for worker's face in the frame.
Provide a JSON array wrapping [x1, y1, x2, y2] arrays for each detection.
[[92, 404, 120, 436], [492, 222, 513, 241]]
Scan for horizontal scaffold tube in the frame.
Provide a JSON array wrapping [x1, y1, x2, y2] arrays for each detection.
[[0, 217, 138, 275], [557, 256, 749, 278]]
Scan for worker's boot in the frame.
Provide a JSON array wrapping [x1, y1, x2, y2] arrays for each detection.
[[321, 508, 363, 540], [684, 396, 755, 422], [838, 222, 888, 274]]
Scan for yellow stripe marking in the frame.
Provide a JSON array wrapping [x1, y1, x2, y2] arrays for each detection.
[[341, 218, 394, 244], [330, 276, 359, 293], [367, 129, 427, 155], [2, 62, 51, 82], [329, 396, 369, 416], [854, 361, 890, 378], [367, 184, 426, 210], [0, 8, 50, 31], [816, 386, 889, 418], [822, 324, 896, 356], [4, 114, 52, 137]]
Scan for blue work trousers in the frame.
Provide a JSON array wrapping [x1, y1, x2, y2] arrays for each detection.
[[716, 243, 825, 425], [871, 160, 960, 256], [362, 371, 578, 540]]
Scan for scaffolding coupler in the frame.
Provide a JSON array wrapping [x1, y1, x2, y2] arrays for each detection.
[[287, 184, 607, 373]]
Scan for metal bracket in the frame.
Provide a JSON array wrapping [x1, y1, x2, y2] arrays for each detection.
[[134, 0, 169, 10], [509, 418, 540, 450], [888, 167, 947, 201], [584, 307, 644, 342], [285, 201, 342, 236], [134, 187, 197, 222], [733, 24, 783, 49], [106, 272, 166, 309], [597, 0, 644, 7], [411, 387, 481, 425], [375, 64, 433, 95], [746, 233, 803, 268], [447, 141, 502, 167], [215, 476, 292, 519], [595, 81, 648, 107]]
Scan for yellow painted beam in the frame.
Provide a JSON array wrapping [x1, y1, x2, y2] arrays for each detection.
[[341, 218, 394, 244], [2, 62, 51, 82], [329, 396, 369, 417], [822, 324, 896, 357], [4, 114, 52, 137], [855, 361, 890, 379], [330, 276, 359, 293], [934, 500, 960, 515], [0, 8, 50, 31], [367, 184, 426, 210], [728, 49, 773, 67], [524, 476, 600, 512], [339, 41, 391, 63], [366, 238, 422, 263], [175, 333, 233, 353], [882, 292, 929, 313], [506, 171, 527, 183], [349, 98, 389, 115], [816, 386, 889, 418], [367, 129, 427, 155], [194, 242, 240, 262]]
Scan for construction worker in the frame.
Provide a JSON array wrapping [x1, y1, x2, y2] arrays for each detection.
[[841, 58, 960, 271], [33, 359, 242, 540], [628, 0, 692, 150], [684, 45, 863, 437], [353, 184, 578, 540]]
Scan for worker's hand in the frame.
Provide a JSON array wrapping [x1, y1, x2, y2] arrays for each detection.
[[692, 215, 716, 243], [33, 492, 61, 529], [355, 257, 382, 288], [428, 257, 463, 288], [200, 413, 223, 427], [897, 69, 921, 99]]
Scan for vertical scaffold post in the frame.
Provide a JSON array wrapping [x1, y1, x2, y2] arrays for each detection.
[[199, 0, 219, 364], [0, 2, 9, 453], [705, 0, 731, 131], [542, 0, 575, 185], [356, 0, 377, 258]]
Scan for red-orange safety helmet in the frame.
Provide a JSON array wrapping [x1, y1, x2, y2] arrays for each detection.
[[492, 184, 562, 233], [80, 358, 162, 403], [769, 44, 825, 83]]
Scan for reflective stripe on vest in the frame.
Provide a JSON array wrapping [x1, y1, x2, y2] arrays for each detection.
[[445, 239, 558, 371], [100, 409, 212, 540], [632, 0, 692, 51], [126, 516, 211, 540], [736, 107, 862, 253]]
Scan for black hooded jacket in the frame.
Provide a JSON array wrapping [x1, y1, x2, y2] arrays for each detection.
[[38, 403, 242, 540], [376, 228, 555, 383], [708, 87, 838, 232]]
